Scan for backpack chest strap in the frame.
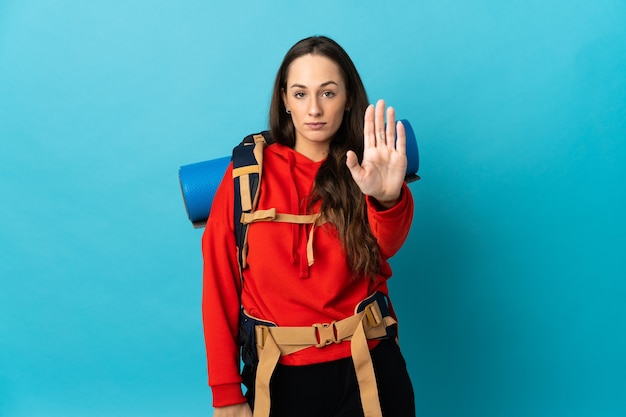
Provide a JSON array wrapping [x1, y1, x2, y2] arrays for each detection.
[[241, 209, 326, 266]]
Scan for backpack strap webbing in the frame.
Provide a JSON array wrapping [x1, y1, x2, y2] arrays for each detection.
[[241, 210, 326, 267], [250, 293, 397, 417], [232, 131, 273, 274], [232, 131, 326, 276]]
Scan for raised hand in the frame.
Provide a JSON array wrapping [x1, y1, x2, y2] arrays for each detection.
[[346, 99, 407, 208]]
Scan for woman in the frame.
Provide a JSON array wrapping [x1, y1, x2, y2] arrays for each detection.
[[202, 36, 415, 417]]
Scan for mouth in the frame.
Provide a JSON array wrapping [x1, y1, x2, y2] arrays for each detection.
[[305, 122, 326, 130]]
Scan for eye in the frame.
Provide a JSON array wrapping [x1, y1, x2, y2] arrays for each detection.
[[322, 91, 335, 98], [294, 92, 305, 98]]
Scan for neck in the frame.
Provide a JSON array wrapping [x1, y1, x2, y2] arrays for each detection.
[[294, 142, 329, 162]]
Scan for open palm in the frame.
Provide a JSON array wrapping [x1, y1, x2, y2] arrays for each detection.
[[346, 100, 407, 208]]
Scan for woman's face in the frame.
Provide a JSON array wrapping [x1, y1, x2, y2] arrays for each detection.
[[282, 54, 348, 158]]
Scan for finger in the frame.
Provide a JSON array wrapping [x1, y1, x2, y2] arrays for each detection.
[[395, 120, 407, 156], [363, 104, 375, 148], [386, 106, 396, 151], [345, 150, 362, 180], [375, 99, 386, 146]]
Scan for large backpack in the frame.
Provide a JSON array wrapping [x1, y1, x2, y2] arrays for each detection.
[[180, 129, 419, 417], [179, 121, 420, 274]]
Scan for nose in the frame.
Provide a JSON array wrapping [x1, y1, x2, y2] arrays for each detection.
[[308, 96, 322, 116]]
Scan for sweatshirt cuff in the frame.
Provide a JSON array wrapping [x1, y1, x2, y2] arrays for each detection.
[[211, 383, 247, 408], [366, 183, 410, 215]]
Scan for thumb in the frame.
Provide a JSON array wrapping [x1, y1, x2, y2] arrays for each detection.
[[345, 150, 361, 176]]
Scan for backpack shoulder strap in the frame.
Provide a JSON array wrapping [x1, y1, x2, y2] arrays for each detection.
[[232, 131, 273, 277]]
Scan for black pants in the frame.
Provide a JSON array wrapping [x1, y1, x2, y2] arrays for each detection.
[[243, 339, 415, 417]]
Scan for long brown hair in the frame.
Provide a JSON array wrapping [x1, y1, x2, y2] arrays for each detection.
[[269, 36, 381, 278]]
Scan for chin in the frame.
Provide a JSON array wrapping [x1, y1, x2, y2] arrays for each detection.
[[299, 131, 334, 144]]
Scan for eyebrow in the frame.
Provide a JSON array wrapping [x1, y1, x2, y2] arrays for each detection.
[[288, 81, 339, 89]]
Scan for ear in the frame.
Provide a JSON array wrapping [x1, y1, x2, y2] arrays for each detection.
[[281, 88, 289, 112]]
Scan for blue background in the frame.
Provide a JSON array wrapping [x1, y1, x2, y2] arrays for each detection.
[[1, 1, 625, 416]]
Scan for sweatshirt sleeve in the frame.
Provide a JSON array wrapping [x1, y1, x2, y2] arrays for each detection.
[[201, 163, 247, 407], [366, 182, 414, 260]]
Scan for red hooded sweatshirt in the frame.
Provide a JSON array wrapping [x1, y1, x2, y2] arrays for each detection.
[[202, 143, 413, 407]]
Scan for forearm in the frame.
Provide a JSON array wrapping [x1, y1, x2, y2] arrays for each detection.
[[366, 182, 414, 258], [202, 219, 246, 405]]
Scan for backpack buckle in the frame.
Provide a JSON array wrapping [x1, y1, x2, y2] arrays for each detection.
[[364, 302, 383, 328], [313, 321, 340, 348], [256, 325, 270, 349]]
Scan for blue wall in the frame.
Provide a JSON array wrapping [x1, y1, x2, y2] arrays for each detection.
[[1, 1, 624, 416]]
